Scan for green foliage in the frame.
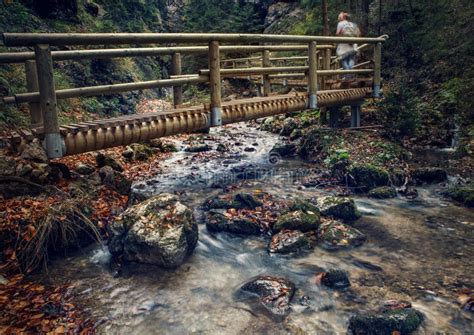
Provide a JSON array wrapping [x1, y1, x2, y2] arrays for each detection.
[[379, 80, 422, 137]]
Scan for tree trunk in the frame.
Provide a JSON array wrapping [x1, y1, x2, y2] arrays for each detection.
[[322, 0, 329, 36]]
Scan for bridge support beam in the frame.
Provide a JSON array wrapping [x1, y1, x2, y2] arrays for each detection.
[[329, 107, 340, 128], [209, 41, 222, 126], [262, 49, 271, 97], [308, 41, 318, 109], [351, 105, 361, 127], [25, 60, 42, 127], [373, 42, 381, 98], [35, 44, 63, 159], [171, 52, 183, 107]]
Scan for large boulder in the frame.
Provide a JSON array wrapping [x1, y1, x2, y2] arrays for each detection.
[[412, 167, 447, 184], [318, 220, 366, 250], [268, 229, 311, 254], [348, 165, 390, 191], [206, 209, 262, 235], [239, 275, 296, 315], [348, 306, 424, 335], [273, 210, 320, 233], [108, 194, 198, 268], [316, 196, 360, 221]]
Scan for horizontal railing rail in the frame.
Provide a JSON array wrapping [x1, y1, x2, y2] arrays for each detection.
[[2, 32, 387, 46]]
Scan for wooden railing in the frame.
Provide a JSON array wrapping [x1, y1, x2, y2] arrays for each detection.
[[0, 33, 387, 158]]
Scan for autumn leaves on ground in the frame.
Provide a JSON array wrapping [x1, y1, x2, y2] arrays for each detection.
[[0, 133, 177, 333]]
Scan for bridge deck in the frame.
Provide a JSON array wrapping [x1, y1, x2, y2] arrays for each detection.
[[12, 87, 371, 156]]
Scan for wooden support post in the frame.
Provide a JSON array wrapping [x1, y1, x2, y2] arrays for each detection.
[[329, 107, 339, 128], [373, 42, 382, 98], [171, 52, 183, 107], [25, 60, 42, 127], [209, 41, 222, 126], [351, 105, 361, 127], [35, 44, 63, 158], [262, 50, 271, 97], [319, 48, 332, 124], [308, 41, 318, 109]]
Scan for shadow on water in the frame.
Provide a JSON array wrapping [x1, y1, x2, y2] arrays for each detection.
[[44, 123, 474, 334]]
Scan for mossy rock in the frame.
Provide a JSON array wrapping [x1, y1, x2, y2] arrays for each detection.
[[316, 196, 361, 221], [273, 210, 320, 232], [268, 229, 311, 254], [203, 192, 263, 210], [412, 167, 448, 184], [368, 186, 397, 199], [286, 198, 320, 213], [446, 184, 474, 207], [348, 308, 424, 335], [280, 117, 298, 136], [206, 209, 261, 235], [318, 220, 366, 250], [96, 153, 124, 172], [348, 165, 390, 191], [185, 143, 211, 153]]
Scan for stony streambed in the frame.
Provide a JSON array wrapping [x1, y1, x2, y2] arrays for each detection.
[[43, 123, 474, 334]]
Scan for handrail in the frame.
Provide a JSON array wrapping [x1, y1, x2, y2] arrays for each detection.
[[2, 32, 388, 46], [0, 44, 335, 64]]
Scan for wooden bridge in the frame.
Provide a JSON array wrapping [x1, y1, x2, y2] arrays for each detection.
[[0, 33, 386, 158]]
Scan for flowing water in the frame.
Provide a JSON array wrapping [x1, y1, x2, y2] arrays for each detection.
[[45, 123, 474, 334]]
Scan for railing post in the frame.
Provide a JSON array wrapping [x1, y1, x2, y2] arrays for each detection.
[[171, 52, 183, 107], [308, 41, 318, 109], [319, 47, 332, 124], [351, 105, 361, 127], [209, 41, 222, 126], [262, 49, 271, 97], [25, 60, 42, 127], [35, 44, 63, 158], [373, 42, 382, 98]]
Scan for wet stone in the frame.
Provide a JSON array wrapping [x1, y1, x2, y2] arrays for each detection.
[[239, 275, 296, 315], [206, 209, 261, 235], [108, 193, 198, 268], [286, 198, 320, 213], [244, 147, 256, 152], [75, 163, 95, 175], [445, 184, 474, 207], [99, 166, 131, 195], [273, 210, 320, 233], [203, 192, 262, 210], [231, 164, 269, 180], [320, 269, 351, 289], [185, 143, 211, 153], [348, 165, 390, 191], [316, 196, 360, 221], [268, 229, 311, 254], [318, 220, 366, 250], [96, 153, 124, 172], [270, 141, 297, 157], [348, 307, 424, 335], [368, 186, 397, 199], [280, 117, 298, 136], [412, 167, 448, 185]]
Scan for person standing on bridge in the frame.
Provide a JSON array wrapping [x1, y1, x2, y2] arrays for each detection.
[[336, 12, 361, 74]]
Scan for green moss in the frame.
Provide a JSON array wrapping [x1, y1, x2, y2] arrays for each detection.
[[349, 164, 390, 191], [446, 185, 474, 207]]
